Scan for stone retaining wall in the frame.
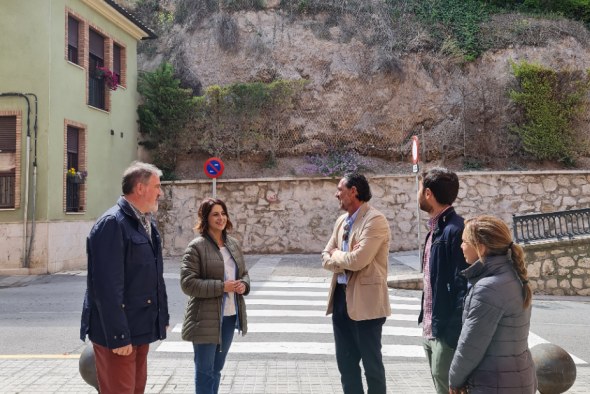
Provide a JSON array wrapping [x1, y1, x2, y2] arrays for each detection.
[[155, 170, 590, 257], [523, 236, 590, 296]]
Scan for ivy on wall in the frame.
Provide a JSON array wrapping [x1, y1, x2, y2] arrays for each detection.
[[509, 59, 590, 165]]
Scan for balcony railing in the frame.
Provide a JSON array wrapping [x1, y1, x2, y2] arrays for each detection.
[[0, 173, 15, 208], [88, 75, 105, 110], [66, 181, 81, 212], [513, 208, 590, 244]]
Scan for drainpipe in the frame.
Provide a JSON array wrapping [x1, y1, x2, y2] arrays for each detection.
[[25, 93, 38, 269], [0, 93, 32, 268]]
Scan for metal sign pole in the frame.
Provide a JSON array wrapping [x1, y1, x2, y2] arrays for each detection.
[[411, 136, 422, 273], [213, 178, 216, 198], [417, 174, 422, 273]]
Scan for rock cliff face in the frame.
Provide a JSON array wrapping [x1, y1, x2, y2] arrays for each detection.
[[135, 3, 590, 169]]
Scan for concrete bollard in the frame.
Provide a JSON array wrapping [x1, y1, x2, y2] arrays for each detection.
[[531, 343, 576, 394], [79, 344, 99, 392]]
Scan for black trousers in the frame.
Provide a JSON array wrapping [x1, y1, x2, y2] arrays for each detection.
[[332, 284, 387, 394]]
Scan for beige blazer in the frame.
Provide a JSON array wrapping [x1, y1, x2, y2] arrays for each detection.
[[322, 203, 392, 321]]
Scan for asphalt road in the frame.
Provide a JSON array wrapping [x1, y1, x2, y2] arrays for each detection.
[[1, 255, 589, 367]]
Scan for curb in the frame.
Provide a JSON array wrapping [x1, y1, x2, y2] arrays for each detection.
[[387, 274, 423, 290]]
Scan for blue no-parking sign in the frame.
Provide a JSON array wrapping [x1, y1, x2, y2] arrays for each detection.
[[204, 157, 224, 179]]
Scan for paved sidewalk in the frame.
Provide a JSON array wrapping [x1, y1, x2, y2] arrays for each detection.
[[0, 358, 433, 393], [2, 357, 590, 394]]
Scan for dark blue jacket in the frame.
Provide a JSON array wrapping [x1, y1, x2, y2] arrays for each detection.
[[418, 207, 469, 350], [80, 196, 169, 349]]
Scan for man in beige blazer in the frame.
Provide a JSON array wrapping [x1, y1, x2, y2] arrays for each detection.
[[322, 173, 391, 394]]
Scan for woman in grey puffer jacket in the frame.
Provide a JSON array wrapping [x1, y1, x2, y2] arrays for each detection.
[[449, 216, 537, 394]]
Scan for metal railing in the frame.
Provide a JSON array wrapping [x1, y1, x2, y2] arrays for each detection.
[[88, 75, 105, 110], [0, 173, 15, 208], [513, 208, 590, 244], [66, 181, 80, 212]]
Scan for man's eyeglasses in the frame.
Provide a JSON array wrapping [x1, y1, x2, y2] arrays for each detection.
[[343, 224, 350, 242]]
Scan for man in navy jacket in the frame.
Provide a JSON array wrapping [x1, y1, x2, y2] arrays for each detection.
[[417, 167, 469, 394], [80, 161, 169, 394]]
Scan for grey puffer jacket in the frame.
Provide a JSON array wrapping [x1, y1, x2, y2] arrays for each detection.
[[180, 233, 250, 345], [449, 254, 537, 394]]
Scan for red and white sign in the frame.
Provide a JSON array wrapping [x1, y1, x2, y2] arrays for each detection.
[[204, 157, 224, 179], [412, 136, 419, 164]]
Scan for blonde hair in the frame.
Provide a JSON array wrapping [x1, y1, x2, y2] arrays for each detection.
[[463, 215, 532, 309]]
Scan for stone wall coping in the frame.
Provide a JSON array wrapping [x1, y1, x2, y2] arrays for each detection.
[[533, 295, 590, 302], [161, 169, 590, 185], [519, 234, 590, 248]]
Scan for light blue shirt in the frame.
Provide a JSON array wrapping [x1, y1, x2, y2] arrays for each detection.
[[337, 205, 362, 285]]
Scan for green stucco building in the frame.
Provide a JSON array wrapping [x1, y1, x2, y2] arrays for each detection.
[[0, 0, 155, 274]]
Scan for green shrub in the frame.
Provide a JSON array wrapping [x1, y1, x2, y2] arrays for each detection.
[[409, 0, 493, 61], [137, 62, 198, 173], [508, 59, 589, 165], [490, 0, 590, 23]]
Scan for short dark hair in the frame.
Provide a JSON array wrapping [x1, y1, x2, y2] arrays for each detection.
[[343, 173, 372, 202], [194, 198, 234, 235], [122, 161, 163, 195], [420, 167, 459, 205]]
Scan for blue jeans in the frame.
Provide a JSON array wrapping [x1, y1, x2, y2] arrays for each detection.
[[193, 314, 236, 394]]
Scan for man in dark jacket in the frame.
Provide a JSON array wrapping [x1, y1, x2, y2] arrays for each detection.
[[80, 161, 169, 394], [417, 167, 469, 394]]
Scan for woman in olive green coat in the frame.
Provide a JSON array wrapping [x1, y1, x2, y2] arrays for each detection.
[[180, 198, 250, 394]]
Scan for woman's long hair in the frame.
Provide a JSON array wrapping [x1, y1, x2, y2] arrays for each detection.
[[463, 215, 533, 309]]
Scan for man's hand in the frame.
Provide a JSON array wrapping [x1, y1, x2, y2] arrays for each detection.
[[352, 244, 360, 252], [166, 326, 169, 331], [112, 344, 133, 356], [329, 248, 339, 257]]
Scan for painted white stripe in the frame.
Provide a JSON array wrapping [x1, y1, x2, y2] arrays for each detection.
[[246, 310, 419, 321], [528, 332, 586, 365], [251, 281, 420, 290], [249, 290, 420, 302], [156, 341, 426, 358], [245, 299, 421, 310], [251, 282, 331, 289], [171, 312, 417, 326], [172, 323, 422, 336]]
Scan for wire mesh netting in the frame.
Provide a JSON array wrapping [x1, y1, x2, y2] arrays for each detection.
[[128, 0, 590, 177]]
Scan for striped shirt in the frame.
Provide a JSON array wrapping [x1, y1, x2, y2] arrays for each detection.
[[422, 206, 452, 339]]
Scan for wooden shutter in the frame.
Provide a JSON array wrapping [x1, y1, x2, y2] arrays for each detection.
[[67, 126, 79, 154], [68, 16, 78, 48], [0, 116, 17, 153], [113, 44, 121, 75], [89, 29, 104, 59]]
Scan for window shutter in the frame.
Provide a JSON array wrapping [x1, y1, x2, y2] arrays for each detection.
[[89, 29, 104, 59], [68, 16, 78, 48], [113, 45, 121, 75], [0, 116, 17, 153], [67, 126, 79, 154]]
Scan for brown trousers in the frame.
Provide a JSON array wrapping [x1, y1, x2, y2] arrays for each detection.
[[93, 342, 149, 394]]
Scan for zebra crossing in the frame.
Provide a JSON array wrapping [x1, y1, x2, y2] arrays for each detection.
[[156, 280, 428, 359], [156, 279, 588, 364]]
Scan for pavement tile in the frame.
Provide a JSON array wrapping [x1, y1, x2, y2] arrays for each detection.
[[1, 358, 589, 393]]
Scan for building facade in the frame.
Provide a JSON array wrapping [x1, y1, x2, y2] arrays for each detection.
[[0, 0, 155, 274]]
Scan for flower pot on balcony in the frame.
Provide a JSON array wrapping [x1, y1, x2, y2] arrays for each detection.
[[68, 176, 86, 184]]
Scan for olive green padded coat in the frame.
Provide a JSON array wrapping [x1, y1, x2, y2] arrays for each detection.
[[180, 233, 250, 345]]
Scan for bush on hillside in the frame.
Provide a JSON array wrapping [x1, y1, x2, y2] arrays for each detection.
[[509, 59, 590, 165]]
